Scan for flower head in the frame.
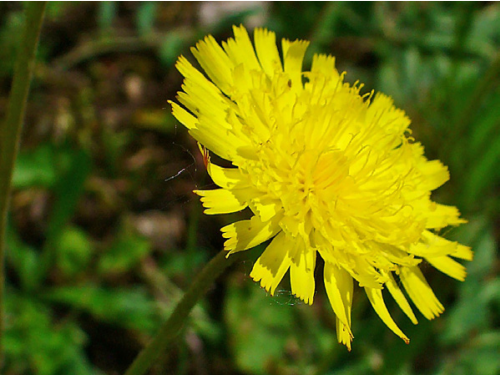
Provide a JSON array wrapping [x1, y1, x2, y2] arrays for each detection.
[[170, 25, 472, 349]]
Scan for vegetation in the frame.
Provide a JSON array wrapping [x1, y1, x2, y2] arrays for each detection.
[[1, 2, 499, 374]]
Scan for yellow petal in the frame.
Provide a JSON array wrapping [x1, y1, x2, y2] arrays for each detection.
[[349, 255, 385, 289], [381, 245, 422, 268], [175, 56, 230, 121], [399, 266, 444, 320], [191, 35, 234, 94], [169, 101, 198, 130], [426, 255, 467, 281], [425, 203, 467, 229], [250, 232, 292, 295], [418, 159, 450, 191], [222, 25, 260, 71], [194, 189, 247, 215], [254, 28, 282, 77], [324, 262, 353, 336], [189, 115, 249, 161], [282, 39, 309, 90], [248, 197, 283, 222], [365, 286, 410, 343], [206, 161, 248, 190], [409, 230, 471, 260], [336, 318, 353, 351], [282, 39, 309, 75], [451, 243, 473, 261], [383, 270, 418, 325], [177, 81, 229, 121], [310, 54, 337, 77], [175, 55, 222, 97], [222, 214, 282, 254], [290, 245, 316, 304]]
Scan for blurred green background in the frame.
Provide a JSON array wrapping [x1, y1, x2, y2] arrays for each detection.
[[1, 2, 499, 374]]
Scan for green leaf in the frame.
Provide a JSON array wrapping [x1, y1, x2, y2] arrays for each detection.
[[462, 128, 500, 208], [12, 143, 58, 188], [100, 127, 131, 175], [4, 294, 97, 375], [46, 147, 92, 244], [438, 332, 500, 375], [36, 147, 92, 282], [136, 2, 158, 37], [56, 225, 93, 277], [468, 91, 500, 156], [97, 2, 117, 33], [44, 285, 159, 333], [98, 224, 151, 274], [468, 5, 500, 58], [224, 280, 294, 375], [5, 221, 40, 292], [326, 358, 373, 375], [441, 219, 497, 344], [159, 32, 185, 67]]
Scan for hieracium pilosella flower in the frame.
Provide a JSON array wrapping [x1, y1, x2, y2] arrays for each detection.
[[169, 25, 472, 349]]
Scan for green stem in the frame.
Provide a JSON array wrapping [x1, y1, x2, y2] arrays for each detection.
[[124, 250, 241, 375], [0, 2, 47, 368]]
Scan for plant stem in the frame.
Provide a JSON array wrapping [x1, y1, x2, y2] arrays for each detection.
[[124, 250, 241, 375], [0, 2, 47, 368]]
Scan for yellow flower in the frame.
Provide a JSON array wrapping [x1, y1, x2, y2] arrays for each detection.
[[169, 25, 472, 349]]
